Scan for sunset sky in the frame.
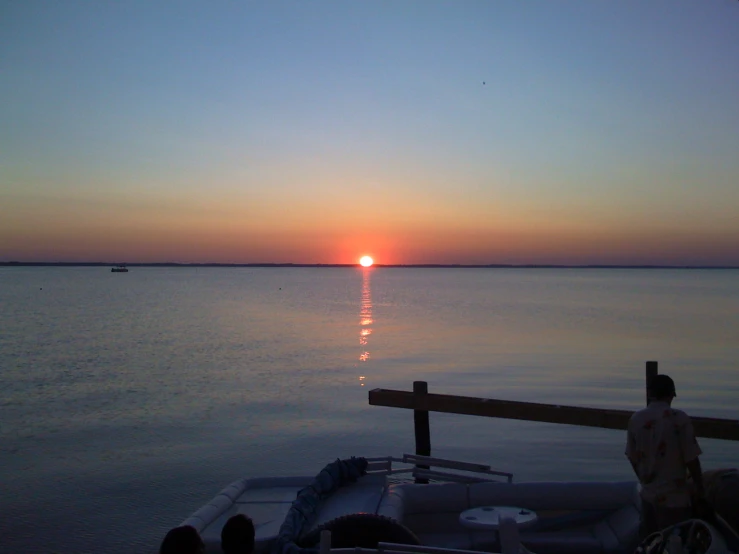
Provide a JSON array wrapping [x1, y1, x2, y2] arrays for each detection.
[[1, 1, 738, 265]]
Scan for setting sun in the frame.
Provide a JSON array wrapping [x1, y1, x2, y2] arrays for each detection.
[[359, 256, 374, 267]]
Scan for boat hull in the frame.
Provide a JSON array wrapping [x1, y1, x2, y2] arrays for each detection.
[[180, 456, 738, 554]]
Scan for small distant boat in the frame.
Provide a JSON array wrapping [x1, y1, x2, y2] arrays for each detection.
[[111, 265, 129, 273]]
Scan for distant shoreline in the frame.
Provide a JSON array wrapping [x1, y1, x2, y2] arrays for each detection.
[[1, 262, 737, 269]]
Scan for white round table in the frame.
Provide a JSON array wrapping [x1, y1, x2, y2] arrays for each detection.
[[459, 506, 538, 530]]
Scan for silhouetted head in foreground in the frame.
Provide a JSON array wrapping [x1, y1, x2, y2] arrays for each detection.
[[160, 525, 205, 554], [221, 514, 256, 554], [649, 374, 677, 404]]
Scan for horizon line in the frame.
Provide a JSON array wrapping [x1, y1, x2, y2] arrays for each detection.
[[1, 261, 738, 270]]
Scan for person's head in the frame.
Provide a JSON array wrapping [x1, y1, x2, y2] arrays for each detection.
[[649, 374, 677, 403], [159, 525, 205, 554], [221, 514, 255, 554]]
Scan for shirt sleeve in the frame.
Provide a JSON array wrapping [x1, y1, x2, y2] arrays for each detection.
[[679, 416, 702, 463]]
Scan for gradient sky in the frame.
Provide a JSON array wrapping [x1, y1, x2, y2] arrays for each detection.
[[1, 1, 738, 265]]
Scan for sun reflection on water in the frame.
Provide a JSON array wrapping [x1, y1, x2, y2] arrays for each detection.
[[358, 268, 373, 383]]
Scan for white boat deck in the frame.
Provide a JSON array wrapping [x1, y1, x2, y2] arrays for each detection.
[[179, 455, 738, 554], [183, 477, 313, 549]]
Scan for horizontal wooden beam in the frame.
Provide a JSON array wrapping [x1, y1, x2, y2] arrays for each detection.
[[368, 388, 739, 442]]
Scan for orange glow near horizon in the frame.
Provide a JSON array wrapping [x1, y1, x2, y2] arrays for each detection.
[[2, 195, 739, 266], [359, 256, 374, 267]]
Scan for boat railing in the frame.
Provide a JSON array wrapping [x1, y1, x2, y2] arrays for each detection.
[[364, 453, 513, 483]]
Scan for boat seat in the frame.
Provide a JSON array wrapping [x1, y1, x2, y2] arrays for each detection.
[[519, 530, 604, 554], [379, 483, 480, 550], [376, 481, 641, 554], [468, 482, 639, 512], [516, 502, 640, 554], [307, 473, 388, 532]]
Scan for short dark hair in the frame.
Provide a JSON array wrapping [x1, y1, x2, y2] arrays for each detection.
[[649, 374, 676, 399], [221, 514, 255, 554], [160, 525, 204, 554]]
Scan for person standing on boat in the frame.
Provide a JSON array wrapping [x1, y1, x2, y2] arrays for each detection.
[[625, 374, 705, 536]]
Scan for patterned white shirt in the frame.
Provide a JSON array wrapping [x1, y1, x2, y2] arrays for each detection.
[[625, 401, 702, 507]]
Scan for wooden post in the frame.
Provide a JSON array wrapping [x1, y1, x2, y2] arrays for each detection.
[[646, 361, 658, 405], [413, 381, 431, 483]]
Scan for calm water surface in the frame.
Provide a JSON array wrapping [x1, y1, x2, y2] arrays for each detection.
[[1, 267, 738, 553]]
